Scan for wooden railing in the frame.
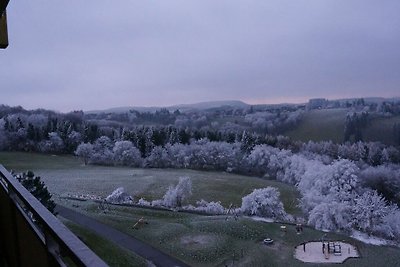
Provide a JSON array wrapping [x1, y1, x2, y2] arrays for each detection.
[[0, 165, 108, 267]]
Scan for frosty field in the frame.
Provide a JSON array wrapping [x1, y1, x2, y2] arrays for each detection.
[[0, 152, 300, 214]]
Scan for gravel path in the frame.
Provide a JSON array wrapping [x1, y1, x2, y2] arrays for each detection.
[[56, 205, 190, 267]]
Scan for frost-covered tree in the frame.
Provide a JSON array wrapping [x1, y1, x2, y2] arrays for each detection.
[[113, 140, 142, 167], [240, 187, 287, 220], [105, 187, 133, 204], [244, 111, 276, 132], [39, 132, 64, 153], [328, 159, 359, 201], [308, 201, 353, 231], [352, 190, 390, 234], [297, 160, 330, 212], [279, 154, 310, 184], [245, 144, 289, 176], [183, 139, 243, 171], [381, 209, 400, 239], [191, 199, 225, 214], [75, 142, 94, 165], [338, 142, 366, 162], [360, 165, 400, 206], [90, 136, 114, 165], [65, 131, 82, 152], [164, 143, 190, 168], [366, 142, 383, 166], [298, 159, 359, 214], [162, 176, 192, 208], [145, 146, 171, 168]]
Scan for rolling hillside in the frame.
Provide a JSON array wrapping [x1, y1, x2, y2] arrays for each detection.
[[284, 108, 400, 145]]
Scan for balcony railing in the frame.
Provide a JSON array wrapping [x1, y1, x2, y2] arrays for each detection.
[[0, 165, 108, 267]]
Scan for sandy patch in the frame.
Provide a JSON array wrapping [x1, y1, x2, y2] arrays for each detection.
[[294, 241, 359, 263]]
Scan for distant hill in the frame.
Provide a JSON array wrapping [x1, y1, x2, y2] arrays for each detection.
[[86, 100, 249, 114], [333, 97, 400, 104], [284, 108, 400, 145], [172, 100, 249, 110]]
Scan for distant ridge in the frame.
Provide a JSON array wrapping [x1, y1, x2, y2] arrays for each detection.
[[85, 97, 400, 114], [85, 100, 249, 114]]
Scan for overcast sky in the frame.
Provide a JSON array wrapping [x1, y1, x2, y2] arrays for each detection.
[[1, 0, 399, 112]]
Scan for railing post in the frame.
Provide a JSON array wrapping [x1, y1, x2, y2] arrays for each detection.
[[7, 187, 22, 267], [44, 229, 64, 267]]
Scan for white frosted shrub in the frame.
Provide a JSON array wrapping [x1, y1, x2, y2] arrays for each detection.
[[138, 198, 151, 206], [194, 199, 225, 214], [308, 201, 353, 231], [241, 187, 287, 220], [106, 187, 133, 204], [162, 176, 192, 208]]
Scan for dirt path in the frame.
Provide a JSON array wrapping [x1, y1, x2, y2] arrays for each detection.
[[56, 205, 190, 267]]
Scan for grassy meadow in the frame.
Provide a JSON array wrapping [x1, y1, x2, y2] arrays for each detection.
[[364, 115, 400, 145], [284, 108, 400, 145], [284, 109, 348, 143], [0, 152, 300, 214], [60, 200, 400, 267]]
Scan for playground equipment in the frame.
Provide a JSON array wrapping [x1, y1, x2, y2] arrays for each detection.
[[225, 203, 239, 221], [295, 223, 303, 234], [322, 241, 342, 256], [295, 241, 359, 263], [133, 217, 148, 229]]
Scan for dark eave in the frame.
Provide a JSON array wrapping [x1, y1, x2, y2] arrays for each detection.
[[0, 0, 9, 49]]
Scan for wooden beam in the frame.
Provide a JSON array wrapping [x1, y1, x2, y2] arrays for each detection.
[[0, 10, 8, 49], [0, 0, 9, 14]]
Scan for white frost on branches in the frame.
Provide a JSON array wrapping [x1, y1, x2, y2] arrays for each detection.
[[240, 187, 287, 220], [184, 199, 225, 214], [161, 176, 192, 208], [105, 187, 133, 204]]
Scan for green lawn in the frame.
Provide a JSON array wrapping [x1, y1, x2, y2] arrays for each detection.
[[284, 109, 347, 143], [363, 115, 400, 145], [61, 218, 147, 267], [0, 152, 300, 214], [61, 200, 400, 267], [284, 109, 400, 145]]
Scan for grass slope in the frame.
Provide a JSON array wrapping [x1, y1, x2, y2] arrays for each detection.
[[284, 109, 347, 143], [364, 115, 400, 145], [62, 218, 147, 267], [284, 109, 400, 145]]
